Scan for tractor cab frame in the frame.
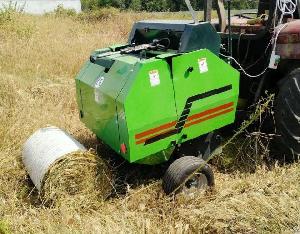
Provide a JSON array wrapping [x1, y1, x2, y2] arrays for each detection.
[[201, 0, 300, 104], [202, 0, 300, 162]]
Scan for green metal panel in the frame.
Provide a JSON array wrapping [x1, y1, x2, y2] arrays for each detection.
[[116, 57, 178, 163], [76, 47, 239, 165], [171, 49, 239, 144], [76, 51, 140, 153], [129, 21, 220, 55], [178, 23, 221, 55], [115, 49, 239, 165], [135, 147, 174, 165]]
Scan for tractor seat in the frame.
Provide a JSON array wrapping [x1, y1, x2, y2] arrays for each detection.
[[229, 16, 266, 34], [211, 15, 266, 34]]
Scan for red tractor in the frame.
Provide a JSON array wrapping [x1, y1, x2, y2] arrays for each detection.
[[201, 0, 300, 160]]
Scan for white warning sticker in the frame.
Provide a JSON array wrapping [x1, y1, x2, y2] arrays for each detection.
[[149, 70, 160, 87], [94, 77, 105, 103], [95, 77, 105, 88], [198, 58, 208, 74]]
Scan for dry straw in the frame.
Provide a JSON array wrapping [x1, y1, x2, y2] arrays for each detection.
[[41, 151, 113, 205], [2, 11, 300, 233]]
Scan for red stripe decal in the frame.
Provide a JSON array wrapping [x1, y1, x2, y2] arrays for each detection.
[[136, 129, 176, 145], [135, 121, 176, 140], [187, 102, 234, 122], [184, 108, 234, 128]]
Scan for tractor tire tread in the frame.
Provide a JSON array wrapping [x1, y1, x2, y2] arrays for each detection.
[[274, 69, 300, 160]]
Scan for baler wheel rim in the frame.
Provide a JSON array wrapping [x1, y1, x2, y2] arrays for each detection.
[[162, 156, 214, 195]]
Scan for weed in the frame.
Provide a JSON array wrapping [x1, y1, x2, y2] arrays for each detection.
[[78, 7, 120, 22], [0, 221, 10, 234], [53, 4, 77, 17]]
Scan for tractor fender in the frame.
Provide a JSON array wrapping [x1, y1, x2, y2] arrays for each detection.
[[276, 20, 300, 60]]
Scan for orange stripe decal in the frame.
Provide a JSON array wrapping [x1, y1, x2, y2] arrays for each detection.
[[187, 102, 234, 122], [136, 129, 176, 145], [135, 102, 235, 144], [135, 121, 177, 140], [185, 108, 234, 128]]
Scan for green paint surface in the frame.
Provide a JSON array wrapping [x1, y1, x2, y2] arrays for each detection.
[[76, 45, 239, 165]]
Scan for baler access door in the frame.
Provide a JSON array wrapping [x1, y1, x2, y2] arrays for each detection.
[[171, 49, 240, 144]]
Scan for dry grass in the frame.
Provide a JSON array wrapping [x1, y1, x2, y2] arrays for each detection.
[[1, 10, 300, 233]]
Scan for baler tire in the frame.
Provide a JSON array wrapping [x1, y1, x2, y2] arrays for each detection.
[[162, 156, 214, 195], [274, 68, 300, 161]]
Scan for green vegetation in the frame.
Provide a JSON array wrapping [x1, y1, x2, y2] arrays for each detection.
[[81, 0, 259, 12], [0, 221, 10, 234]]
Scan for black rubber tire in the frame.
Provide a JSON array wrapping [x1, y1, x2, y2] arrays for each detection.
[[162, 156, 215, 195], [274, 68, 300, 161]]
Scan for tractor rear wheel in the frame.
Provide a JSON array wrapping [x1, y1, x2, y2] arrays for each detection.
[[274, 68, 300, 161], [162, 156, 214, 195]]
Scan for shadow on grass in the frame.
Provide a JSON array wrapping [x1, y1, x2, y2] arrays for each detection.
[[94, 139, 167, 197]]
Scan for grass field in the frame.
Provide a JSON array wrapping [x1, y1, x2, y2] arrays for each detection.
[[1, 9, 300, 233]]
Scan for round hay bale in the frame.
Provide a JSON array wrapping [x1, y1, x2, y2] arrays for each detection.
[[41, 151, 112, 203], [22, 126, 113, 204]]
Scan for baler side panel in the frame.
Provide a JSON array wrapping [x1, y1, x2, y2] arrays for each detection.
[[114, 62, 142, 162], [117, 59, 178, 163], [75, 59, 135, 153], [171, 49, 240, 142], [75, 61, 90, 114]]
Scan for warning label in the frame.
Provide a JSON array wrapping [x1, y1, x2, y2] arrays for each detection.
[[95, 77, 105, 88], [94, 77, 105, 103], [198, 58, 208, 74], [149, 70, 160, 87]]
